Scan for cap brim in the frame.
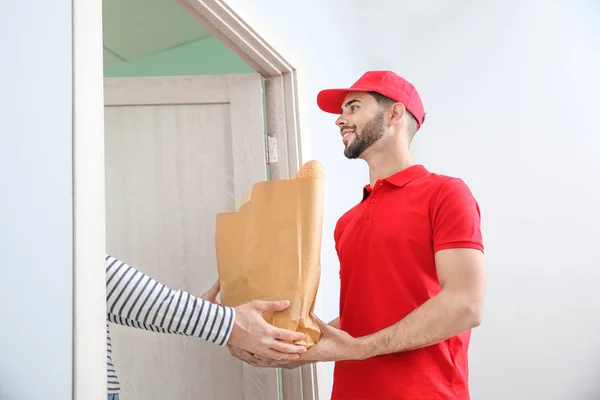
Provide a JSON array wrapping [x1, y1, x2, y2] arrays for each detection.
[[317, 89, 351, 114], [317, 87, 377, 114], [317, 87, 376, 114]]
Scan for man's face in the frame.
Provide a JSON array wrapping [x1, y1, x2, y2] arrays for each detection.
[[335, 92, 386, 159]]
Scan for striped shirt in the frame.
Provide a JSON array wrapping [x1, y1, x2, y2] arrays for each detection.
[[105, 254, 236, 394]]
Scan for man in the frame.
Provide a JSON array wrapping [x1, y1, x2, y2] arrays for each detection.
[[230, 71, 486, 399], [105, 254, 307, 400]]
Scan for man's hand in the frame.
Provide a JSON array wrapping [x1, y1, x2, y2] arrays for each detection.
[[227, 300, 307, 361], [228, 345, 313, 369], [200, 279, 221, 303], [227, 346, 312, 369], [299, 316, 365, 363], [229, 316, 342, 367], [227, 346, 281, 368]]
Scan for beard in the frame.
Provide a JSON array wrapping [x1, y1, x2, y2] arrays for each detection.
[[343, 110, 385, 159]]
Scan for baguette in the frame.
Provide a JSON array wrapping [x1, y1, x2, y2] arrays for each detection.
[[295, 160, 324, 179]]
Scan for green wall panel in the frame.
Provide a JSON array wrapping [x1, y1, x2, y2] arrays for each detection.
[[104, 36, 254, 77]]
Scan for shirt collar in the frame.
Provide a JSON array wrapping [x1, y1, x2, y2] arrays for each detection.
[[362, 164, 428, 201]]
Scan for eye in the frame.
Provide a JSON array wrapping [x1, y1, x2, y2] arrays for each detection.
[[350, 105, 359, 112]]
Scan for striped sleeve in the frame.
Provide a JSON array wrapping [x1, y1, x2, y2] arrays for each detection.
[[105, 254, 235, 346], [106, 323, 120, 393]]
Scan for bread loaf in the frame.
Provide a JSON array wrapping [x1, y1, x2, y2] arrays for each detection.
[[295, 160, 324, 179]]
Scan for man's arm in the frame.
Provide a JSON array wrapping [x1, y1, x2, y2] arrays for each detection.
[[300, 177, 486, 363], [358, 248, 485, 358], [106, 254, 307, 360], [356, 177, 486, 357], [297, 249, 486, 363], [328, 317, 340, 329]]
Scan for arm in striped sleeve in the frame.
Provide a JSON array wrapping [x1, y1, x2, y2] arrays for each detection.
[[105, 254, 235, 347]]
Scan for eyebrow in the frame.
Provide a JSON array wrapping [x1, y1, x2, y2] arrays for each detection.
[[340, 99, 363, 114]]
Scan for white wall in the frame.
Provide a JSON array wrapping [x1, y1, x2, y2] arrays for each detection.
[[228, 0, 600, 399], [0, 1, 74, 399], [351, 1, 600, 399]]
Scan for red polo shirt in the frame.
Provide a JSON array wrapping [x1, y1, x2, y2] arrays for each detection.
[[331, 165, 484, 400]]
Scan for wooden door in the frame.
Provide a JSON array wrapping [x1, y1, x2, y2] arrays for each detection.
[[104, 74, 279, 400]]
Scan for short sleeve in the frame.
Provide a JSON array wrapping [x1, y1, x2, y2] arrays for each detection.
[[431, 178, 484, 253]]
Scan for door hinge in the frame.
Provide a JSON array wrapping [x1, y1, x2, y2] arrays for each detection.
[[265, 135, 278, 164]]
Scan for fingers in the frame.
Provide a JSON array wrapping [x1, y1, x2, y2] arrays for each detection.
[[230, 300, 312, 363], [312, 314, 330, 331], [253, 354, 288, 367], [239, 356, 264, 368], [229, 346, 258, 363], [258, 348, 302, 361], [272, 327, 306, 342], [201, 279, 221, 303], [230, 346, 253, 360], [267, 339, 307, 356], [244, 301, 306, 342], [229, 346, 282, 368], [207, 280, 221, 297], [254, 300, 290, 313]]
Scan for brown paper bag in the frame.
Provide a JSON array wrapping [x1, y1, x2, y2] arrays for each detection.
[[215, 160, 324, 347]]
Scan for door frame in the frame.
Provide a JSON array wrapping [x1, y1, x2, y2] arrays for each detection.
[[173, 0, 309, 181], [73, 0, 324, 399], [73, 0, 108, 399], [170, 2, 324, 398]]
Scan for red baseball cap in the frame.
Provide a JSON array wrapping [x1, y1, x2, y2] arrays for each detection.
[[317, 71, 426, 129]]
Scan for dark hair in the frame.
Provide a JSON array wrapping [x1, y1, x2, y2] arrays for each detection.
[[368, 91, 396, 108], [367, 91, 422, 134]]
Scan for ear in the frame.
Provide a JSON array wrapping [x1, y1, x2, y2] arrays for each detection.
[[389, 103, 406, 127]]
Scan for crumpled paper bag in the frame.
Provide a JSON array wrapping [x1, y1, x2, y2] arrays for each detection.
[[215, 160, 324, 347]]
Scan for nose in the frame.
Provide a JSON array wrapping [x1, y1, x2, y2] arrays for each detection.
[[336, 114, 348, 128]]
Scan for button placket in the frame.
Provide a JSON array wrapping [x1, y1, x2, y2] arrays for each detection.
[[365, 184, 383, 220]]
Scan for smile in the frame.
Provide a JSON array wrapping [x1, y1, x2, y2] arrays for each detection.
[[342, 132, 355, 144], [341, 128, 354, 137]]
